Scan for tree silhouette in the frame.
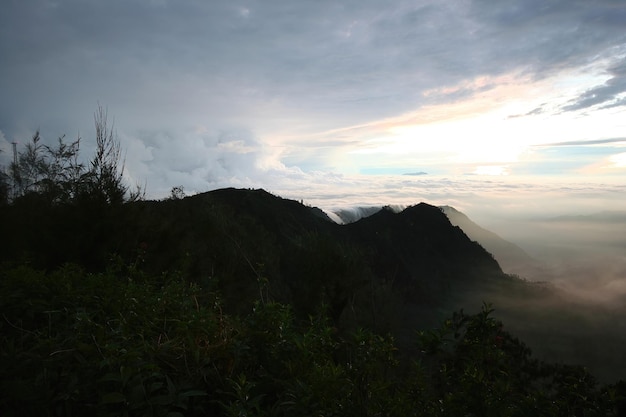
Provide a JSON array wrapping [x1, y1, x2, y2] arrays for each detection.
[[0, 151, 9, 205], [83, 105, 128, 204], [7, 105, 142, 206]]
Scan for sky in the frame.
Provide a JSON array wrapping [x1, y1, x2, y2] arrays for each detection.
[[1, 0, 626, 224]]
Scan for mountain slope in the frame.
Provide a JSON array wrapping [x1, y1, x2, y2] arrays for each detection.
[[0, 188, 508, 319], [345, 204, 503, 298], [2, 187, 626, 381], [441, 205, 537, 274]]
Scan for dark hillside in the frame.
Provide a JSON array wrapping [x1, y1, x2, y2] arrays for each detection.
[[340, 203, 509, 336], [2, 187, 626, 383], [121, 191, 626, 382], [345, 203, 503, 299], [205, 187, 335, 237], [0, 188, 507, 320]]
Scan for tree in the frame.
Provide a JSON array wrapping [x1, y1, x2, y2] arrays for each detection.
[[82, 105, 133, 204], [42, 135, 84, 202], [9, 130, 47, 197], [0, 147, 9, 205], [7, 105, 143, 205], [169, 185, 186, 200]]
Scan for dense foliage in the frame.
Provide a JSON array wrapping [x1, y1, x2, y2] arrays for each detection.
[[2, 264, 624, 416]]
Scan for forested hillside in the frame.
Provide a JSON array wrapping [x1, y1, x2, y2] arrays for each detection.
[[1, 124, 625, 415]]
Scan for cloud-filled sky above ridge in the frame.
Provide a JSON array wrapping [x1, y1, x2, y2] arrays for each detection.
[[1, 0, 626, 218]]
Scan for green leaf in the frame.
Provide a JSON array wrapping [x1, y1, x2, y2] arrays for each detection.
[[179, 389, 208, 397], [99, 372, 122, 383], [148, 381, 165, 394], [150, 394, 174, 405], [101, 392, 126, 404]]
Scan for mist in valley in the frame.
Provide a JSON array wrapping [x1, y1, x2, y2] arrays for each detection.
[[454, 210, 626, 383], [326, 203, 626, 382], [484, 212, 626, 303]]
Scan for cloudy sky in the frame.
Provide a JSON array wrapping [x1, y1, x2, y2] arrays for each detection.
[[1, 0, 626, 222]]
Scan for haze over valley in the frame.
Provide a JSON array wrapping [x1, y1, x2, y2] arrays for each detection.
[[324, 196, 626, 304]]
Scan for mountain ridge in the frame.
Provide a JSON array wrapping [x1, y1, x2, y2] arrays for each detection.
[[2, 187, 626, 381], [440, 205, 537, 275], [0, 187, 509, 321]]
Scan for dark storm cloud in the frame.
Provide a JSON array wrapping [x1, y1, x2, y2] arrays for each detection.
[[2, 0, 624, 125], [469, 0, 626, 70], [562, 57, 626, 112]]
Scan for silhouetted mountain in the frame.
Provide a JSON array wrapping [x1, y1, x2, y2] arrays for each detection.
[[441, 205, 538, 274], [3, 188, 625, 381], [328, 204, 540, 278], [203, 187, 335, 240], [189, 191, 510, 326], [0, 188, 507, 319], [345, 204, 504, 299]]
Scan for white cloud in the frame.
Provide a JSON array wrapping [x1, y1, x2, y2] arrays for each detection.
[[472, 166, 510, 176], [608, 152, 626, 168]]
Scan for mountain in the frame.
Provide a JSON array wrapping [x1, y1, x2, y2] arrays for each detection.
[[440, 205, 538, 275], [327, 204, 542, 278], [345, 204, 504, 298], [3, 187, 625, 381], [157, 190, 511, 325], [0, 188, 508, 322]]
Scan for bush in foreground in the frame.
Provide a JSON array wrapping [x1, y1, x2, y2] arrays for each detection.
[[1, 264, 624, 416]]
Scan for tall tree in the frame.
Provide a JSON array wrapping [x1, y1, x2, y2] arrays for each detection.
[[84, 105, 128, 205]]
